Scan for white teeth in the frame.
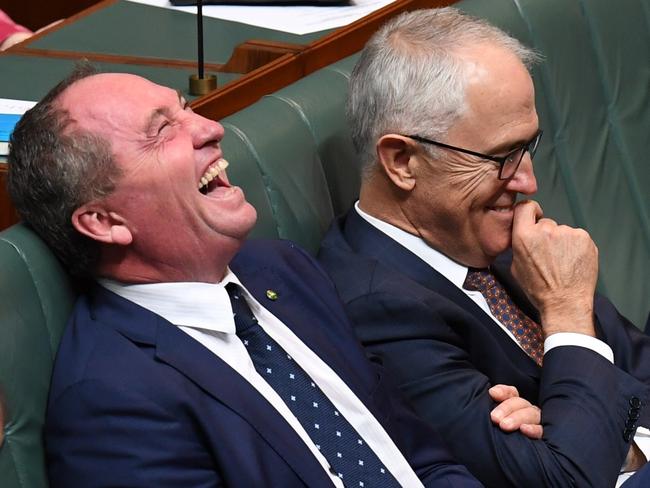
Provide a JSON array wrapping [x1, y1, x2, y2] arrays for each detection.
[[198, 158, 228, 190]]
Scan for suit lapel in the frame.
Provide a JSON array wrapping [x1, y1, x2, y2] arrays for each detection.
[[341, 210, 540, 378], [91, 286, 333, 488]]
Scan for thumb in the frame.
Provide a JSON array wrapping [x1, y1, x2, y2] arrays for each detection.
[[512, 200, 543, 239]]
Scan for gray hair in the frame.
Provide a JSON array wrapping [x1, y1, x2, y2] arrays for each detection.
[[347, 7, 540, 177], [8, 64, 122, 279]]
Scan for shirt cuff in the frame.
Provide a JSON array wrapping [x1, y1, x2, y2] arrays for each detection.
[[544, 332, 614, 363]]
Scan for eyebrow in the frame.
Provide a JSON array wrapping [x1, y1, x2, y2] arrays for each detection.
[[144, 108, 167, 135], [485, 130, 539, 155], [176, 89, 188, 108], [144, 90, 187, 134]]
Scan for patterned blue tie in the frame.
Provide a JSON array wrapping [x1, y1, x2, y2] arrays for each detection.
[[226, 283, 400, 487]]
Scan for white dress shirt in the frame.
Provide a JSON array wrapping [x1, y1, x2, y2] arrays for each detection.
[[99, 270, 424, 488]]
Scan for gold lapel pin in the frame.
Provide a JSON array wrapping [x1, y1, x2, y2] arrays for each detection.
[[266, 289, 278, 301]]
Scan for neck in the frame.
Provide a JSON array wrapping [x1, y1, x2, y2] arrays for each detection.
[[96, 244, 235, 284], [358, 175, 418, 236]]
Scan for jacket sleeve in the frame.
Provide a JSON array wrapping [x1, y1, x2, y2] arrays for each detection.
[[344, 290, 650, 488], [45, 379, 223, 488]]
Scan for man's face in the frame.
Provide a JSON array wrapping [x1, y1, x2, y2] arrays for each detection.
[[60, 73, 257, 282], [405, 44, 539, 268]]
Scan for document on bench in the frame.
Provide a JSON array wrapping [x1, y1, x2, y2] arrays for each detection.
[[0, 98, 37, 156], [126, 0, 396, 35]]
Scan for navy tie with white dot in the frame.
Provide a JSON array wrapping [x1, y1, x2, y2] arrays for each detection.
[[226, 283, 400, 488]]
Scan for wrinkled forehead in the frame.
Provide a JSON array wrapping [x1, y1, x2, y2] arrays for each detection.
[[56, 73, 175, 134]]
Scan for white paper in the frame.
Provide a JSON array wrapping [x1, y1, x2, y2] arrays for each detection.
[[125, 0, 395, 35], [0, 98, 37, 115], [0, 98, 37, 156]]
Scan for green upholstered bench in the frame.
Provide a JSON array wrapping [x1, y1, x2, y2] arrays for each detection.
[[0, 225, 75, 487], [0, 0, 648, 486]]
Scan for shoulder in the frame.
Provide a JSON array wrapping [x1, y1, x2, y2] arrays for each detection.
[[234, 239, 327, 280], [50, 290, 189, 409]]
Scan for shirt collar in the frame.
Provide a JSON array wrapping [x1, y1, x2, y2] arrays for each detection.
[[98, 269, 246, 334], [354, 201, 470, 290]]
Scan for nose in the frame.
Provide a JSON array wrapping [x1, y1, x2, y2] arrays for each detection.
[[505, 153, 537, 195], [190, 112, 224, 148]]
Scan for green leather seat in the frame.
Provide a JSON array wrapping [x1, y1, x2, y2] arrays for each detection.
[[0, 0, 648, 485], [0, 224, 75, 488]]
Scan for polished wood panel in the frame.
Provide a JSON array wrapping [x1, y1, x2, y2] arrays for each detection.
[[6, 0, 123, 52], [0, 166, 18, 230], [11, 39, 304, 75], [222, 40, 305, 74], [0, 0, 100, 32]]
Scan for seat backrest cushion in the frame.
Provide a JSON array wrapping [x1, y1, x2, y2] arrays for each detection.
[[221, 56, 359, 254], [0, 224, 76, 488]]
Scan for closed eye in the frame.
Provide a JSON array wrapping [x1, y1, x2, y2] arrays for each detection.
[[157, 120, 172, 136]]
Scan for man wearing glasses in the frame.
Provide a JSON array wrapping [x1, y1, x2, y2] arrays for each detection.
[[318, 8, 650, 488]]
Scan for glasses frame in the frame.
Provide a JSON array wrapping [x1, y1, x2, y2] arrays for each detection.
[[404, 130, 544, 180]]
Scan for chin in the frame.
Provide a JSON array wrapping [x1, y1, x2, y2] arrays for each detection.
[[481, 239, 512, 263]]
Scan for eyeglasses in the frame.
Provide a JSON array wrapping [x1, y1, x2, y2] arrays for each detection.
[[403, 130, 543, 180]]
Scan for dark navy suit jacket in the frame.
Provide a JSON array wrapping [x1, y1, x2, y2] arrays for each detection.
[[318, 209, 650, 488], [45, 239, 481, 488]]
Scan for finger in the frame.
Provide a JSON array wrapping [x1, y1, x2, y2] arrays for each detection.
[[490, 396, 532, 423], [490, 397, 539, 427], [537, 217, 558, 227], [512, 200, 543, 235], [496, 406, 542, 432], [488, 384, 519, 403], [520, 423, 544, 440]]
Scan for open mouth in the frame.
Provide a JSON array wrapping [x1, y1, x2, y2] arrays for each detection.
[[198, 158, 230, 195]]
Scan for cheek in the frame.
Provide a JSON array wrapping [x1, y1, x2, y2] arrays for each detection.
[[445, 158, 495, 194], [475, 212, 513, 256]]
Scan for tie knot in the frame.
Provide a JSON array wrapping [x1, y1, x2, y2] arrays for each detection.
[[463, 268, 496, 293], [225, 283, 258, 334]]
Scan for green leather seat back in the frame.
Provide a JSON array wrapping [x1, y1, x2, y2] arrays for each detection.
[[0, 224, 76, 488], [266, 59, 361, 218], [222, 99, 335, 254], [221, 57, 359, 254]]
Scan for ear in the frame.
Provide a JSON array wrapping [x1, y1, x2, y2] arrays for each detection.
[[72, 205, 133, 246], [376, 134, 419, 191]]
